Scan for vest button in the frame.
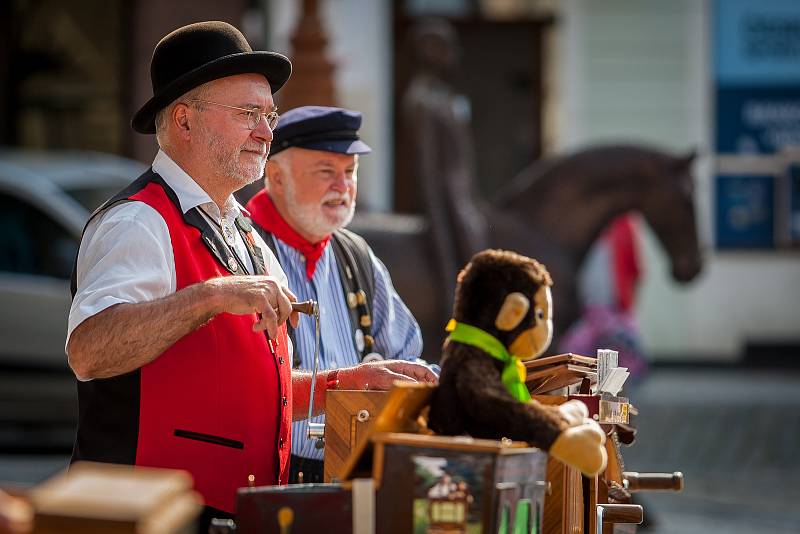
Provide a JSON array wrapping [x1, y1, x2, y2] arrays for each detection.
[[279, 356, 284, 365], [283, 396, 288, 406], [279, 438, 284, 449]]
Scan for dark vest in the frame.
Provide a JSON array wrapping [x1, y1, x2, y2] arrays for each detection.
[[70, 170, 291, 513]]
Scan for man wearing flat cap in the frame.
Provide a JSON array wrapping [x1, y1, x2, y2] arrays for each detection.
[[245, 106, 426, 483], [66, 21, 435, 522]]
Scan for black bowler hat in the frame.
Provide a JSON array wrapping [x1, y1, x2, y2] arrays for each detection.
[[270, 106, 372, 157], [131, 21, 292, 134]]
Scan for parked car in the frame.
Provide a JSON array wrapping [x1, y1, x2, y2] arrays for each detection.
[[0, 149, 147, 369]]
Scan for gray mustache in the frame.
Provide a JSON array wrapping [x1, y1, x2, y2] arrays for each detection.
[[242, 145, 267, 155]]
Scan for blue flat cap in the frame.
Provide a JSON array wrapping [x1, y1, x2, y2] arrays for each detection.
[[270, 106, 372, 157]]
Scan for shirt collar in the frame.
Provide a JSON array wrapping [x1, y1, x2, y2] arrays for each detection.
[[151, 149, 248, 224]]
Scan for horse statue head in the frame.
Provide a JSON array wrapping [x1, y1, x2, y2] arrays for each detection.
[[636, 149, 702, 282], [350, 144, 704, 360], [491, 144, 703, 335]]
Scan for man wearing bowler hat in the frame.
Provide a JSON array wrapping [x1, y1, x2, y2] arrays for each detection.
[[66, 21, 436, 523], [245, 107, 425, 484]]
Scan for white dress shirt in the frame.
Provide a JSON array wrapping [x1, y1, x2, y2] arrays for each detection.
[[67, 150, 289, 352]]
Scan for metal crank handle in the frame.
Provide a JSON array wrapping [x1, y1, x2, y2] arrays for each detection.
[[291, 300, 318, 315], [270, 300, 318, 316], [623, 471, 684, 492]]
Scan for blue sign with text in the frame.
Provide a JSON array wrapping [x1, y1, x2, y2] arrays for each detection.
[[714, 0, 800, 155], [716, 87, 800, 153], [715, 175, 775, 248], [715, 0, 800, 87]]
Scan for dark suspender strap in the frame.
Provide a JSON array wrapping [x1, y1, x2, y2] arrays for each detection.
[[235, 215, 266, 275], [337, 229, 375, 317], [331, 229, 375, 359], [184, 208, 251, 275], [255, 228, 300, 368]]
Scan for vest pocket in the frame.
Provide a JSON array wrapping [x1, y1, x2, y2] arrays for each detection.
[[173, 429, 244, 449]]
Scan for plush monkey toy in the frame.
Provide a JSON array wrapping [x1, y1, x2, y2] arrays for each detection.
[[428, 249, 607, 476]]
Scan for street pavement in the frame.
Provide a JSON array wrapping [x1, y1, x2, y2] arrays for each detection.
[[624, 368, 800, 533]]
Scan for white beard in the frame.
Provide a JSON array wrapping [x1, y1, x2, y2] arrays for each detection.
[[283, 178, 355, 241]]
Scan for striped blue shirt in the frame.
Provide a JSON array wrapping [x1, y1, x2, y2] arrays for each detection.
[[271, 236, 423, 460]]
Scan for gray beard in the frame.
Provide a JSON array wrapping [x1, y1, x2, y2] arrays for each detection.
[[284, 179, 356, 239], [205, 131, 266, 186]]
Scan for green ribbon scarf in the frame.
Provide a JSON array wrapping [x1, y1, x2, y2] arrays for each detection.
[[446, 319, 531, 402]]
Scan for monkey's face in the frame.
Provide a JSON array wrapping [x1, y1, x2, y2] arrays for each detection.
[[508, 285, 553, 360]]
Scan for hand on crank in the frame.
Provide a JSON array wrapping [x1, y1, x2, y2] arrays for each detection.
[[207, 275, 299, 338]]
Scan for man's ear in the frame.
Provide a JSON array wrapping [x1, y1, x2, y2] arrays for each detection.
[[172, 104, 192, 139], [266, 160, 281, 181], [265, 159, 285, 191]]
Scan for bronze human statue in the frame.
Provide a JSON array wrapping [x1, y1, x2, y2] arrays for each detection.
[[401, 19, 489, 299]]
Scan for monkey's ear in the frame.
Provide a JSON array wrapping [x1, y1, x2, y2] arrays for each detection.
[[495, 292, 530, 331]]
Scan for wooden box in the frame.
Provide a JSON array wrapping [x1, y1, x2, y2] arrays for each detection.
[[364, 433, 549, 534]]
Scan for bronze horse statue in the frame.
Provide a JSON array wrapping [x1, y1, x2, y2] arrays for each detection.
[[350, 144, 702, 361]]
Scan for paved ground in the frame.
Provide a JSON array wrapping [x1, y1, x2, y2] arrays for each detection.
[[1, 366, 799, 532], [624, 368, 800, 533]]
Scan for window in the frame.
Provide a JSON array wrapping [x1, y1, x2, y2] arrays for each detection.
[[0, 193, 78, 279]]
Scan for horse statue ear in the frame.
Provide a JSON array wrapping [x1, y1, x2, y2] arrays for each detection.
[[672, 148, 698, 170], [495, 292, 530, 331]]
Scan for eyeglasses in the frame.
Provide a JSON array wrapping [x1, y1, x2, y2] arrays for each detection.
[[189, 99, 280, 130]]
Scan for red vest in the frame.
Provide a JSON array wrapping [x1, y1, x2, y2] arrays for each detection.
[[72, 174, 291, 513]]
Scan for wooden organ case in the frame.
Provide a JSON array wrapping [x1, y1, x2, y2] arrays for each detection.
[[236, 354, 683, 533]]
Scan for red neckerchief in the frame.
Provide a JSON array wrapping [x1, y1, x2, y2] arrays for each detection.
[[246, 190, 331, 280]]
